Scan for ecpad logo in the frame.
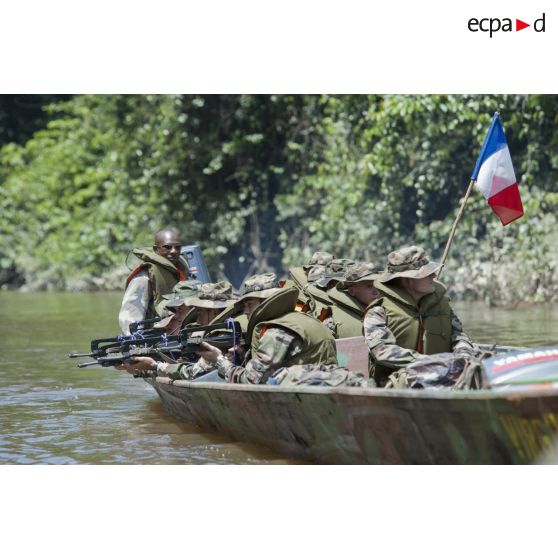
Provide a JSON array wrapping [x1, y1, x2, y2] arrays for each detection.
[[468, 13, 546, 37]]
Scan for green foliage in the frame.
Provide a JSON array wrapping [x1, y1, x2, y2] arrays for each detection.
[[1, 94, 558, 303]]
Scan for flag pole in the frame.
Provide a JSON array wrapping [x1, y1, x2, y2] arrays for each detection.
[[437, 112, 500, 280], [437, 178, 476, 279]]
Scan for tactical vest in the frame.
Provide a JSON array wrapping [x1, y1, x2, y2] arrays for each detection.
[[287, 267, 310, 309], [126, 247, 188, 319], [302, 283, 332, 320], [253, 312, 338, 370], [327, 287, 366, 338], [367, 281, 453, 385], [248, 288, 338, 380]]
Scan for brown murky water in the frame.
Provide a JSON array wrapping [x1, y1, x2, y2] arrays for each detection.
[[1, 292, 557, 464]]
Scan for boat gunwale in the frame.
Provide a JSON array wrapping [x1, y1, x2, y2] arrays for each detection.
[[152, 376, 558, 402]]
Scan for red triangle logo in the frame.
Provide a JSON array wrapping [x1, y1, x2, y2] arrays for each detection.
[[516, 19, 530, 31]]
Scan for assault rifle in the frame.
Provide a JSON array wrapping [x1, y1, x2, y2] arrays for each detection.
[[68, 320, 244, 368]]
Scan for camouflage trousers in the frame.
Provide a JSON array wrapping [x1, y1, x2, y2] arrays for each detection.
[[268, 363, 374, 388]]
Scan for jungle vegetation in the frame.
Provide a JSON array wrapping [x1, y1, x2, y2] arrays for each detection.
[[1, 94, 557, 305]]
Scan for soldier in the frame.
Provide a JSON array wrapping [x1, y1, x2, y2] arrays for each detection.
[[117, 281, 238, 380], [196, 272, 338, 384], [287, 251, 335, 310], [156, 279, 202, 334], [118, 228, 189, 335], [326, 262, 384, 338], [302, 258, 354, 329], [364, 246, 474, 387]]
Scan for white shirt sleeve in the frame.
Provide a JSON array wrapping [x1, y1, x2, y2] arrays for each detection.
[[118, 270, 150, 335]]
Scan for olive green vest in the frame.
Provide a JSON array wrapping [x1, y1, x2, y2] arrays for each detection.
[[247, 288, 338, 380], [287, 267, 310, 306], [253, 312, 338, 370], [327, 287, 366, 338], [126, 247, 187, 319], [302, 283, 332, 320], [369, 280, 453, 385]]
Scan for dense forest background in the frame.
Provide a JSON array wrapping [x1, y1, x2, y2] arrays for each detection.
[[1, 94, 557, 305]]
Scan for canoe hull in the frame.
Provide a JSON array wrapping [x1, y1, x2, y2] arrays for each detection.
[[146, 378, 558, 464]]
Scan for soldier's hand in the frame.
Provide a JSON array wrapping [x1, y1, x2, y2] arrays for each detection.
[[197, 342, 222, 363], [115, 356, 157, 374]]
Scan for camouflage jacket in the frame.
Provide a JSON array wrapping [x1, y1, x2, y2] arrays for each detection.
[[154, 357, 217, 380], [216, 326, 304, 384], [363, 305, 474, 371]]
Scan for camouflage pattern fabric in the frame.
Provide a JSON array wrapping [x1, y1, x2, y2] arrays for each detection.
[[268, 363, 372, 388], [186, 281, 236, 309], [378, 245, 441, 282], [303, 251, 335, 270], [155, 357, 218, 381], [216, 326, 303, 384], [384, 354, 469, 390], [338, 261, 384, 289], [237, 273, 282, 302], [363, 305, 475, 373], [307, 265, 327, 283]]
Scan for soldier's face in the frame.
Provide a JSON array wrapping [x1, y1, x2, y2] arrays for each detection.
[[348, 281, 380, 306], [154, 232, 182, 266], [407, 274, 436, 296], [242, 297, 262, 318]]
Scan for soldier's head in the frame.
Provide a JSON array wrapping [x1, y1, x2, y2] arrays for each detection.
[[154, 228, 182, 266], [184, 281, 236, 325], [313, 258, 354, 290], [161, 279, 202, 321], [236, 273, 282, 318], [378, 246, 441, 302], [303, 251, 334, 277], [339, 262, 384, 305]]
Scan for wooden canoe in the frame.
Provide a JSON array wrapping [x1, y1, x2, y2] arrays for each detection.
[[144, 337, 558, 464]]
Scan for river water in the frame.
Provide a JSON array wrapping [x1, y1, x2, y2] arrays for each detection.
[[1, 292, 557, 464]]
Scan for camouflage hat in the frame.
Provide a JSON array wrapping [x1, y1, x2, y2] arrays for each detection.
[[307, 265, 327, 283], [184, 281, 236, 309], [164, 279, 203, 308], [377, 246, 442, 282], [337, 261, 385, 289], [302, 251, 335, 271], [315, 258, 355, 288], [236, 273, 282, 303]]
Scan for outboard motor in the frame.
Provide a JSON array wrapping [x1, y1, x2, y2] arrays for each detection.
[[483, 346, 558, 390], [181, 244, 211, 283]]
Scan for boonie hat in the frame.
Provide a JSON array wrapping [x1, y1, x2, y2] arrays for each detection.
[[236, 273, 282, 304], [184, 281, 236, 309], [377, 246, 442, 282], [338, 261, 384, 290], [302, 251, 335, 271]]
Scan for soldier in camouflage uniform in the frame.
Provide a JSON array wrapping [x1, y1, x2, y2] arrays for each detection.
[[155, 279, 202, 334], [117, 281, 238, 380], [196, 273, 338, 384], [363, 246, 474, 387], [302, 258, 354, 333], [325, 261, 384, 338], [287, 251, 335, 310]]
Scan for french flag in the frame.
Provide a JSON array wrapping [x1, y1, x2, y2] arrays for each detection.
[[471, 112, 524, 226]]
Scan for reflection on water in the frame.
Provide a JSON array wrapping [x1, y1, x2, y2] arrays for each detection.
[[1, 292, 556, 464]]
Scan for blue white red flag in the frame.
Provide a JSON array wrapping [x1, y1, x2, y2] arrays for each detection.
[[471, 112, 524, 226]]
